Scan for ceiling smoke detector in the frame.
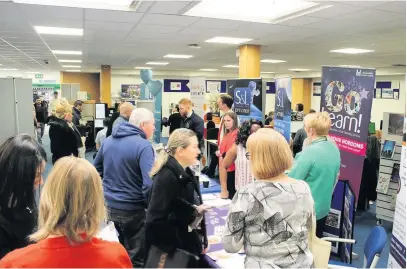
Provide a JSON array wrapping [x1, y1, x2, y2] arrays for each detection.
[[188, 44, 201, 49]]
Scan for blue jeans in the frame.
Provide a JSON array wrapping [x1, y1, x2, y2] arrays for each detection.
[[108, 206, 146, 268]]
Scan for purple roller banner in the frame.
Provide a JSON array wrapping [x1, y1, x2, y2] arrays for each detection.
[[320, 66, 376, 201], [204, 206, 229, 253]]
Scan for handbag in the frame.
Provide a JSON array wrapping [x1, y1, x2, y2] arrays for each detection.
[[145, 245, 199, 268], [308, 212, 332, 269]]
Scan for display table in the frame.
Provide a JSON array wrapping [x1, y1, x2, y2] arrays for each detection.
[[202, 193, 246, 268]]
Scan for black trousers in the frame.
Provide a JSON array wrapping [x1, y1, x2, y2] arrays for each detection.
[[227, 171, 236, 200], [108, 206, 146, 268], [316, 216, 327, 238]]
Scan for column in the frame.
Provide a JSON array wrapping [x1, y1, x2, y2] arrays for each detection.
[[292, 78, 312, 112], [100, 65, 111, 106], [238, 45, 260, 78]]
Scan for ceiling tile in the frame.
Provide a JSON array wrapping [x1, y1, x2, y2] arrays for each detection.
[[85, 21, 135, 31], [188, 18, 248, 30], [85, 9, 143, 22], [131, 24, 184, 35], [279, 15, 324, 27], [148, 1, 194, 15], [374, 1, 406, 14], [139, 14, 199, 26], [19, 4, 83, 20]]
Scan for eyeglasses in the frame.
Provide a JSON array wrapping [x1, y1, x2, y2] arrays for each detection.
[[245, 151, 250, 160]]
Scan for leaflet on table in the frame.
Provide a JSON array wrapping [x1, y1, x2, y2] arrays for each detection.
[[205, 206, 229, 253]]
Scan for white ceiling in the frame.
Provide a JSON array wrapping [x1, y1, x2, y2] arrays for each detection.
[[0, 0, 405, 74]]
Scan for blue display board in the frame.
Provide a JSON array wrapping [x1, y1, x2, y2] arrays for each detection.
[[323, 180, 356, 263], [274, 77, 292, 142]]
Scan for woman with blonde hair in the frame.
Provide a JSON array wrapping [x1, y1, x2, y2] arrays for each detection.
[[289, 112, 340, 238], [0, 157, 132, 268], [223, 128, 314, 268], [146, 128, 209, 268], [48, 102, 82, 164]]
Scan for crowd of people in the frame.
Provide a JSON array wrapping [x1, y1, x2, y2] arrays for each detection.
[[0, 93, 342, 268]]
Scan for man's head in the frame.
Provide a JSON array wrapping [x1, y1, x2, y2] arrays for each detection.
[[309, 109, 316, 114], [74, 100, 83, 112], [119, 102, 134, 119], [35, 96, 41, 105], [103, 117, 110, 128], [53, 91, 59, 99], [217, 94, 233, 112], [129, 108, 155, 139], [178, 98, 192, 118]]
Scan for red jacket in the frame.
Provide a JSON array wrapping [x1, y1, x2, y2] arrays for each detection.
[[0, 236, 132, 268], [219, 128, 238, 172]]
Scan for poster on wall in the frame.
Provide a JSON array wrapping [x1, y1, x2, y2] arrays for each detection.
[[189, 77, 206, 119], [382, 88, 394, 99], [274, 77, 292, 142], [207, 81, 221, 93], [388, 116, 406, 269], [313, 82, 321, 96], [226, 79, 263, 123], [121, 84, 140, 99], [320, 66, 376, 200]]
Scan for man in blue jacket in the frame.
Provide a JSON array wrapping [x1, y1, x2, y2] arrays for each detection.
[[94, 107, 155, 268]]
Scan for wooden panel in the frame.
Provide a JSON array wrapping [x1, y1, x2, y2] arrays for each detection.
[[61, 72, 100, 102], [238, 45, 260, 78], [302, 78, 311, 112], [292, 78, 303, 110], [100, 65, 112, 106]]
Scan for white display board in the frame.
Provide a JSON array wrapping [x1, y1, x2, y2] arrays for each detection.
[[95, 103, 106, 119], [388, 116, 406, 268], [189, 77, 206, 119]]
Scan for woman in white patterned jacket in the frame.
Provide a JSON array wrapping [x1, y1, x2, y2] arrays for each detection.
[[223, 128, 315, 268]]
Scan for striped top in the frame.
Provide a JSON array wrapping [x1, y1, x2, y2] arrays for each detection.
[[235, 144, 254, 190]]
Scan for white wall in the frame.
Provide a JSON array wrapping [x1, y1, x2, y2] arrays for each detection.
[[311, 75, 406, 127]]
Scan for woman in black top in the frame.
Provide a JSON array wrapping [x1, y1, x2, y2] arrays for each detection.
[[146, 128, 209, 268], [0, 134, 47, 259], [48, 103, 82, 164]]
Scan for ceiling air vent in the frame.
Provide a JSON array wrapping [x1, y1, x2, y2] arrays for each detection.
[[392, 64, 406, 67]]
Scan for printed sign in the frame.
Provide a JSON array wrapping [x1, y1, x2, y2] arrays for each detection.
[[170, 82, 181, 91], [274, 77, 292, 142], [189, 77, 206, 119], [320, 66, 376, 200], [227, 79, 263, 122]]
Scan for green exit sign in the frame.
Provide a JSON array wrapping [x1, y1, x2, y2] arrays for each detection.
[[35, 74, 43, 78]]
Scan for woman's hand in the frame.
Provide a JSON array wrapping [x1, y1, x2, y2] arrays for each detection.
[[215, 150, 221, 157], [195, 204, 212, 214], [202, 247, 209, 254], [220, 190, 229, 199]]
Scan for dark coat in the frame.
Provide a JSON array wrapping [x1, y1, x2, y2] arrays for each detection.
[[72, 107, 82, 127], [0, 208, 37, 259], [168, 112, 183, 134], [48, 118, 82, 164], [106, 111, 120, 138], [145, 156, 207, 257], [181, 111, 205, 150]]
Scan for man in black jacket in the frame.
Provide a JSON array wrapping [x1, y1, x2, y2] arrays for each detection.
[[178, 98, 204, 152], [33, 96, 48, 144], [72, 100, 83, 127]]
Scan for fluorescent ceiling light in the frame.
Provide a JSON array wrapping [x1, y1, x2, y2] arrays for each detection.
[[206, 37, 252, 45], [164, 54, 193, 59], [339, 65, 361, 68], [52, 50, 82, 55], [330, 48, 374, 54], [146, 62, 169, 66], [13, 0, 135, 11], [0, 68, 18, 71], [34, 26, 83, 36], [200, 69, 218, 72], [261, 59, 286, 63], [135, 67, 153, 69], [289, 68, 310, 72], [62, 65, 81, 68], [65, 70, 81, 72], [185, 0, 319, 24], [223, 65, 239, 68], [261, 71, 275, 74], [58, 59, 82, 63]]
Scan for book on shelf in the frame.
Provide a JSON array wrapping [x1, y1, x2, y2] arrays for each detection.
[[376, 174, 391, 194]]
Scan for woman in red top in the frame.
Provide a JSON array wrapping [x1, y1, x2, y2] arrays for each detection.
[[217, 112, 239, 199], [0, 157, 132, 268]]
